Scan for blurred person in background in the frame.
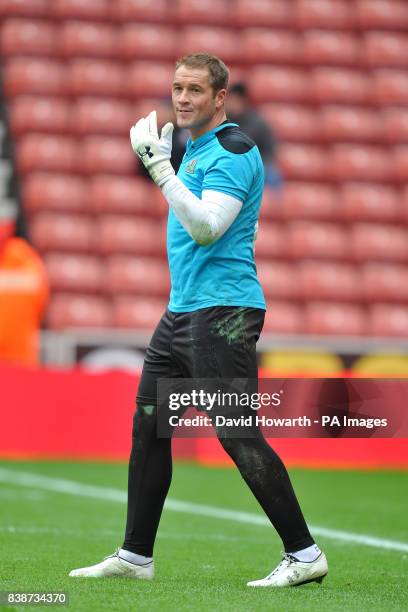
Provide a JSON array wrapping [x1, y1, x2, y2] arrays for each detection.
[[70, 53, 327, 588], [0, 200, 48, 366], [227, 82, 282, 189]]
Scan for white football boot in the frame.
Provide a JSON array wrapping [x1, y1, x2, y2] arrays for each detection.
[[247, 552, 328, 587], [69, 550, 154, 580]]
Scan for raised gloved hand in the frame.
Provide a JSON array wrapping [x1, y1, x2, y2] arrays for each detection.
[[130, 110, 174, 187]]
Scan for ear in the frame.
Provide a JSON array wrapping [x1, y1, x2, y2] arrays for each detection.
[[215, 88, 226, 110]]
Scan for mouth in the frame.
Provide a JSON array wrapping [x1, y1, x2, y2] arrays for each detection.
[[177, 109, 193, 115]]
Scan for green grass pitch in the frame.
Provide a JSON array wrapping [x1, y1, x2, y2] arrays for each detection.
[[0, 460, 407, 611]]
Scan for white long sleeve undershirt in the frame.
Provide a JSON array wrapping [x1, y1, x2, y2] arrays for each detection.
[[161, 175, 243, 247]]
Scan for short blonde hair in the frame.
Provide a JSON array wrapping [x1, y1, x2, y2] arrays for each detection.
[[175, 53, 229, 92]]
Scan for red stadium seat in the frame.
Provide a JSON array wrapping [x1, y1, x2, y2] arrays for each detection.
[[361, 263, 408, 303], [258, 186, 282, 221], [150, 190, 169, 219], [114, 0, 168, 23], [288, 222, 348, 260], [0, 19, 56, 56], [98, 216, 166, 257], [119, 24, 176, 61], [133, 98, 171, 125], [383, 109, 408, 145], [373, 70, 408, 106], [241, 29, 300, 65], [176, 0, 230, 25], [403, 186, 408, 222], [341, 183, 401, 223], [47, 294, 113, 329], [256, 261, 301, 300], [368, 304, 408, 337], [113, 296, 167, 330], [321, 106, 384, 143], [302, 31, 360, 66], [351, 223, 408, 262], [363, 32, 408, 69], [89, 176, 157, 216], [68, 60, 125, 97], [357, 0, 408, 31], [51, 0, 110, 20], [305, 302, 366, 335], [8, 96, 70, 135], [299, 261, 361, 301], [30, 213, 95, 253], [312, 69, 372, 104], [16, 135, 78, 174], [260, 105, 320, 143], [228, 66, 249, 85], [234, 0, 293, 28], [278, 145, 330, 181], [44, 253, 105, 293], [59, 21, 117, 59], [3, 58, 66, 97], [177, 27, 238, 63], [263, 302, 304, 334], [393, 146, 408, 182], [23, 173, 89, 214], [331, 145, 393, 182], [106, 256, 170, 296], [255, 223, 289, 259], [126, 62, 173, 98], [0, 0, 49, 18], [295, 0, 356, 30], [72, 98, 132, 135], [248, 68, 310, 104], [81, 137, 135, 175], [281, 183, 339, 221]]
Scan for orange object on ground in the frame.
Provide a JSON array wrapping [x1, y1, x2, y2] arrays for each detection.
[[0, 237, 48, 365]]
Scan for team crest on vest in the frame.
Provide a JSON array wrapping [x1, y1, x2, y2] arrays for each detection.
[[186, 159, 198, 174]]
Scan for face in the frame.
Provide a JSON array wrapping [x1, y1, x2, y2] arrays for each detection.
[[172, 65, 226, 139]]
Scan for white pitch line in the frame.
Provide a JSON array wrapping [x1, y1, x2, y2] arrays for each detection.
[[0, 525, 259, 543], [0, 467, 407, 553]]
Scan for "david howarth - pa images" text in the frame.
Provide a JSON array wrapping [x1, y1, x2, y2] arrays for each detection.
[[168, 415, 388, 429]]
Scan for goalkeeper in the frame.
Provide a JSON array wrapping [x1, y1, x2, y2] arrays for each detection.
[[69, 53, 328, 587]]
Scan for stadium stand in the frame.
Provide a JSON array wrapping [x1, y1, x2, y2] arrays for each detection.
[[3, 58, 66, 97], [280, 183, 340, 220], [298, 261, 361, 302], [260, 104, 321, 143], [8, 96, 71, 135], [0, 0, 407, 340], [257, 261, 301, 300], [263, 301, 305, 334], [261, 350, 344, 374], [30, 213, 95, 252], [106, 255, 170, 296], [44, 252, 105, 293], [46, 293, 113, 329], [112, 296, 168, 329], [305, 302, 366, 335], [23, 173, 89, 214]]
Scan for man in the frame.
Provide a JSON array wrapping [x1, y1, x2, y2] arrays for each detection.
[[227, 81, 282, 189], [227, 81, 277, 164], [69, 53, 328, 587], [0, 201, 48, 366]]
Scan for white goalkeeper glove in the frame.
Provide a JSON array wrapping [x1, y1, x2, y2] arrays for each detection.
[[130, 110, 175, 187]]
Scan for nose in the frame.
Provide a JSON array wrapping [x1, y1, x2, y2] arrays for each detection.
[[178, 89, 190, 104]]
